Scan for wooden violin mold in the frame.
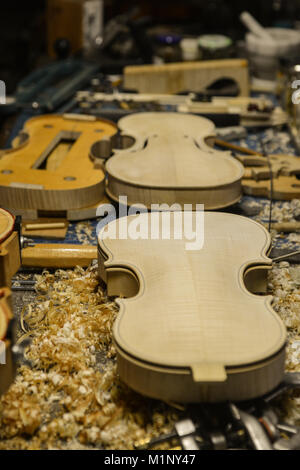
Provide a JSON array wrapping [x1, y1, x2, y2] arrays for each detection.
[[105, 112, 244, 210], [0, 208, 20, 287], [98, 212, 286, 403], [0, 114, 117, 214]]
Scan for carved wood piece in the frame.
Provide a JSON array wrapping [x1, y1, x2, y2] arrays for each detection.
[[105, 113, 244, 210], [124, 59, 249, 96], [239, 153, 300, 200], [98, 212, 286, 402], [0, 114, 117, 212]]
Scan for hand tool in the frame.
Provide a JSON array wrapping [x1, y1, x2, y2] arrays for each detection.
[[137, 372, 300, 450], [230, 404, 273, 450], [16, 60, 99, 112], [1, 208, 97, 271], [21, 243, 97, 268]]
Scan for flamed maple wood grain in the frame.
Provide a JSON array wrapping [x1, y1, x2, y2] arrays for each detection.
[[98, 212, 286, 402]]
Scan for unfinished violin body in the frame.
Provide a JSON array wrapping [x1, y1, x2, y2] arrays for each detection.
[[105, 113, 244, 209], [98, 212, 286, 402], [0, 114, 117, 214]]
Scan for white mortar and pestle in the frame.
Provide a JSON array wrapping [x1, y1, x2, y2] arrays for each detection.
[[241, 11, 300, 82]]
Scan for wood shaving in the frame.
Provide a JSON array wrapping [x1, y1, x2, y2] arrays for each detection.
[[255, 199, 300, 225], [0, 265, 179, 450], [268, 262, 300, 425], [1, 260, 300, 449], [74, 222, 95, 245]]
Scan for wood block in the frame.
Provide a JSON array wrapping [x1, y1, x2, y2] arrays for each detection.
[[22, 218, 69, 239], [124, 59, 249, 96], [0, 232, 21, 287], [22, 244, 97, 268], [240, 153, 300, 200]]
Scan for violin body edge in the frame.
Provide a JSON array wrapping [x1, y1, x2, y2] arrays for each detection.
[[114, 342, 286, 403], [106, 178, 242, 210]]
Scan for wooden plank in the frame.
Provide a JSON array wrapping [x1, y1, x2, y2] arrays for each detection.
[[124, 59, 249, 96], [22, 244, 97, 268], [22, 218, 69, 239]]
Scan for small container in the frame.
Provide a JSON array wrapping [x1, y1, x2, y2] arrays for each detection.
[[153, 34, 182, 64], [180, 38, 200, 61], [198, 35, 233, 60]]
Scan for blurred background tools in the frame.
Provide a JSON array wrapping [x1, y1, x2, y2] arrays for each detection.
[[137, 373, 300, 450]]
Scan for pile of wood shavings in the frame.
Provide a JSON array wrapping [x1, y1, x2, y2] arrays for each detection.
[[2, 261, 300, 449], [268, 262, 300, 425], [253, 199, 300, 249], [255, 199, 300, 224], [75, 222, 95, 245], [0, 265, 179, 450]]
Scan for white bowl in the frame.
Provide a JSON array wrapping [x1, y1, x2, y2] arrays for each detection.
[[246, 27, 300, 57]]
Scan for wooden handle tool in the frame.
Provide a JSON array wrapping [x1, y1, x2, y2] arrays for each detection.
[[214, 138, 263, 156], [24, 222, 66, 231], [270, 222, 300, 233], [22, 244, 97, 268]]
